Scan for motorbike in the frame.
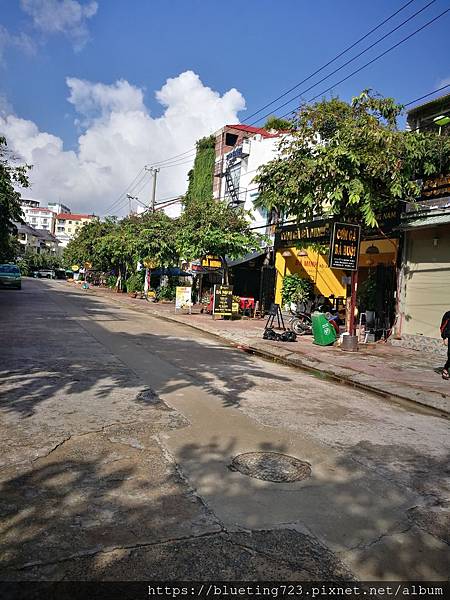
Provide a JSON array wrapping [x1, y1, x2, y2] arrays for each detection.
[[288, 299, 340, 336]]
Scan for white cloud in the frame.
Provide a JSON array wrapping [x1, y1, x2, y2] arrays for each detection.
[[66, 77, 146, 124], [0, 24, 36, 64], [20, 0, 98, 50], [0, 71, 246, 215]]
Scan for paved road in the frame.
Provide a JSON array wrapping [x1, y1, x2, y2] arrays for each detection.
[[0, 279, 448, 581]]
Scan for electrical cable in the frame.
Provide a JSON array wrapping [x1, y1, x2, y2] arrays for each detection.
[[246, 0, 428, 123], [104, 5, 449, 215], [136, 0, 435, 169], [262, 3, 449, 123]]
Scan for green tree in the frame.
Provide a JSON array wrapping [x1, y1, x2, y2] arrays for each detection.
[[135, 211, 179, 267], [17, 249, 62, 276], [255, 90, 450, 227], [177, 196, 264, 283], [64, 218, 116, 270], [0, 137, 30, 262], [264, 116, 292, 131], [64, 211, 179, 289]]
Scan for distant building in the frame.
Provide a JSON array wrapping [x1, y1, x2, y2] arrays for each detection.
[[20, 199, 40, 222], [54, 213, 97, 247], [24, 206, 56, 232], [15, 223, 60, 255], [48, 202, 71, 215]]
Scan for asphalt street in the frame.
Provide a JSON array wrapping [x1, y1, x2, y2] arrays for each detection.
[[0, 278, 448, 581]]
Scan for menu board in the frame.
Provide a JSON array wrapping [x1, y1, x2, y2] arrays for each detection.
[[329, 222, 361, 271], [213, 285, 233, 317], [175, 286, 192, 311]]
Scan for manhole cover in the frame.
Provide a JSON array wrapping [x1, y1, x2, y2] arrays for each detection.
[[229, 452, 311, 483]]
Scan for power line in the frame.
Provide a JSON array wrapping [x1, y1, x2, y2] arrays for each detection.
[[136, 0, 434, 170], [275, 6, 450, 121], [404, 83, 450, 107], [255, 0, 441, 124], [105, 5, 449, 215], [244, 0, 420, 123]]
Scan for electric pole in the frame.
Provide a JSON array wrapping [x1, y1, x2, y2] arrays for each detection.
[[145, 166, 160, 212], [126, 194, 138, 216]]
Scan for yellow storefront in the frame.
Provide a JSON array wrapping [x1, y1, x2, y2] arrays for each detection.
[[274, 219, 399, 312]]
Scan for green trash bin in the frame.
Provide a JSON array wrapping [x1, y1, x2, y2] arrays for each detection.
[[311, 312, 337, 346]]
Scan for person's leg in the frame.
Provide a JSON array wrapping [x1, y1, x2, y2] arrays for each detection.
[[443, 343, 450, 379]]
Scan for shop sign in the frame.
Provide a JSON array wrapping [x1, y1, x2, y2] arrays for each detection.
[[421, 175, 450, 199], [329, 222, 361, 271], [364, 205, 402, 236], [201, 255, 222, 270], [175, 286, 192, 311], [213, 285, 233, 317], [274, 218, 332, 248], [226, 146, 243, 164]]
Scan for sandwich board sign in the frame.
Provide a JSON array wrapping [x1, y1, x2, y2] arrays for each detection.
[[175, 286, 192, 313], [213, 285, 233, 317]]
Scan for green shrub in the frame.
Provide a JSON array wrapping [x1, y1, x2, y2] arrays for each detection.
[[125, 271, 144, 293], [281, 274, 313, 307]]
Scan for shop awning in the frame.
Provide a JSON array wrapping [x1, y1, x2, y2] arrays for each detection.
[[227, 249, 267, 267], [151, 267, 191, 276], [398, 210, 450, 230]]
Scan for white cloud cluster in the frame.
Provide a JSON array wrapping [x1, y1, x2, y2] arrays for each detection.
[[20, 0, 98, 50], [0, 71, 246, 215]]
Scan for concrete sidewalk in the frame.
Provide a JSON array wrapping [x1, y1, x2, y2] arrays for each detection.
[[76, 284, 450, 416]]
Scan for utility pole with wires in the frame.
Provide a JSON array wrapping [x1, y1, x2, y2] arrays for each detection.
[[126, 194, 138, 216], [145, 166, 160, 212]]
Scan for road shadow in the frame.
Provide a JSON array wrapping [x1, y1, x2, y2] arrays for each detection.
[[0, 432, 448, 581]]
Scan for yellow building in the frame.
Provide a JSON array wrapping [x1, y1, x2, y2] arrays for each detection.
[[274, 217, 399, 320], [54, 212, 97, 248]]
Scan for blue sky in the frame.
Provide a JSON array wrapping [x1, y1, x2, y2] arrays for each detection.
[[1, 0, 449, 214]]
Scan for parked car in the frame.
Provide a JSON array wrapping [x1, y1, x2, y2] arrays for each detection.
[[0, 264, 22, 289], [33, 269, 55, 279]]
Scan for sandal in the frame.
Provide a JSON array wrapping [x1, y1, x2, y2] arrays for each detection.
[[442, 370, 449, 380]]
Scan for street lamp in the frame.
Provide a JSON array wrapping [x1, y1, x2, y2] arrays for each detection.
[[433, 114, 450, 135], [432, 114, 450, 175]]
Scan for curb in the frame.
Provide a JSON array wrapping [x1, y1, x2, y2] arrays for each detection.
[[75, 284, 450, 418]]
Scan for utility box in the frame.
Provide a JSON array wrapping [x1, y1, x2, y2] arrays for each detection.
[[311, 312, 337, 346]]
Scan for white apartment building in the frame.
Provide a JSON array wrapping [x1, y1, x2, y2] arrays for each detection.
[[48, 202, 71, 215], [215, 124, 286, 231], [25, 206, 56, 231]]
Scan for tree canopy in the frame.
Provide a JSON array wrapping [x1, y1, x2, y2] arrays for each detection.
[[255, 91, 450, 227], [264, 116, 292, 131], [0, 137, 30, 262], [64, 211, 178, 276], [177, 195, 264, 281]]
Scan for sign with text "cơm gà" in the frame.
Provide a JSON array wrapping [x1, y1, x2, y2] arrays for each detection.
[[329, 222, 361, 271]]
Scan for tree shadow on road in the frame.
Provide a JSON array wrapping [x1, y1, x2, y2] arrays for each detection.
[[0, 430, 448, 582]]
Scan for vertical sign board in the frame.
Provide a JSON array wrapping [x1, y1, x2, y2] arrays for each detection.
[[329, 222, 361, 271], [213, 285, 233, 317], [175, 286, 192, 312]]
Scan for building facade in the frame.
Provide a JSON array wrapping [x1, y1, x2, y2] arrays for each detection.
[[54, 213, 97, 247], [24, 206, 56, 232], [394, 93, 450, 353], [212, 124, 287, 310]]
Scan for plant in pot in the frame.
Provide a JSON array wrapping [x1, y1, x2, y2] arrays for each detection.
[[281, 274, 313, 311]]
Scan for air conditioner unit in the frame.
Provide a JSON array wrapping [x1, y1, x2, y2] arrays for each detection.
[[241, 139, 250, 156]]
